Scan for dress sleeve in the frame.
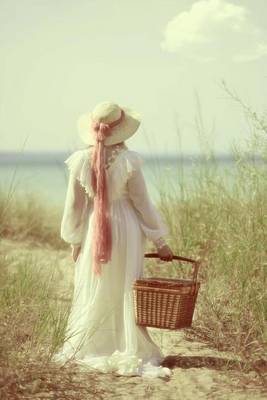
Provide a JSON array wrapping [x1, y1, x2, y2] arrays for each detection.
[[127, 166, 169, 246], [60, 170, 89, 245]]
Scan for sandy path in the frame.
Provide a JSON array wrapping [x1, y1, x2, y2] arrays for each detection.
[[1, 239, 266, 399]]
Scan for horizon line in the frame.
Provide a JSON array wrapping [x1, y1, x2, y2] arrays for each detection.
[[0, 150, 262, 164]]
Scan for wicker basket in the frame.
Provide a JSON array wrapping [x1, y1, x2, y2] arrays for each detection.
[[133, 253, 201, 330]]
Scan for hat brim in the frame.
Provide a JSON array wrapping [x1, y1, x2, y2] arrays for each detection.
[[77, 107, 141, 146]]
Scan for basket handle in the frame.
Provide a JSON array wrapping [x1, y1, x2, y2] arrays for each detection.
[[144, 253, 200, 283]]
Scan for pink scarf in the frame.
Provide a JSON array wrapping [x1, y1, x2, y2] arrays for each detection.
[[91, 110, 125, 276]]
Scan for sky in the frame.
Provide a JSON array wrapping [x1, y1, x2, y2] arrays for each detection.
[[0, 0, 267, 156]]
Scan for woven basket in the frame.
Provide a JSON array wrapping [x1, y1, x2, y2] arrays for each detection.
[[133, 253, 201, 330]]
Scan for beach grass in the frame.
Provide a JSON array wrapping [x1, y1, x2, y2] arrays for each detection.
[[155, 85, 267, 375], [157, 158, 267, 365], [0, 189, 65, 249], [0, 240, 109, 398]]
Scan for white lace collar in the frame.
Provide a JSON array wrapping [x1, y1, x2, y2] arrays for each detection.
[[88, 143, 128, 169], [105, 144, 128, 169]]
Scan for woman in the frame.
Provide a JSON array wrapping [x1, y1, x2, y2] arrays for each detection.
[[53, 101, 174, 378]]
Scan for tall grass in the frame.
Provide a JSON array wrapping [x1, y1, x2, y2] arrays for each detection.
[[0, 250, 80, 398], [156, 83, 267, 372], [0, 190, 65, 248], [0, 254, 70, 359]]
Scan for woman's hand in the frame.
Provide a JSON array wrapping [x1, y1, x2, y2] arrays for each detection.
[[158, 244, 173, 261], [71, 244, 81, 262]]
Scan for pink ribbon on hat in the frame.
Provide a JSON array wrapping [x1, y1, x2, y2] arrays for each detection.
[[90, 109, 125, 276]]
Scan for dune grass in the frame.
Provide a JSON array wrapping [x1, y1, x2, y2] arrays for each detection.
[[154, 85, 267, 376], [157, 160, 267, 365], [0, 189, 65, 249], [0, 254, 67, 359], [0, 249, 78, 398]]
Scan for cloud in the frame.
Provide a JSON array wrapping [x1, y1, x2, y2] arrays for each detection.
[[161, 0, 267, 63]]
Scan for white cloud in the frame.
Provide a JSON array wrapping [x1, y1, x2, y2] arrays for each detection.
[[161, 0, 267, 63]]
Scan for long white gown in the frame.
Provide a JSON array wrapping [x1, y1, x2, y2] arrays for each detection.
[[52, 145, 172, 378]]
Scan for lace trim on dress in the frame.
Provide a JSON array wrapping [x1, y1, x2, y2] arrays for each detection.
[[64, 148, 144, 200], [64, 149, 94, 197], [53, 349, 172, 378], [105, 143, 127, 169]]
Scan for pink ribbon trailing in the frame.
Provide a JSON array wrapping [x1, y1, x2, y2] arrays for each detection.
[[90, 109, 125, 276]]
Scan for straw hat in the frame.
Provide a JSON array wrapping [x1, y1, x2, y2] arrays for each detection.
[[77, 101, 141, 146]]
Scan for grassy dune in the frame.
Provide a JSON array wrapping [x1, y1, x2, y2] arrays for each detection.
[[158, 158, 267, 365], [157, 87, 267, 369], [0, 191, 65, 248]]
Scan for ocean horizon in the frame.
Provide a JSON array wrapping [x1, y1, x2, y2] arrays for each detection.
[[0, 150, 261, 164], [0, 151, 264, 206]]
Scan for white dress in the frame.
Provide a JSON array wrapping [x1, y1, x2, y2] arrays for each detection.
[[52, 145, 172, 378]]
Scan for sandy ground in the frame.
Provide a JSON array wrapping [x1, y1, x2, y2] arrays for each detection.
[[1, 239, 266, 399]]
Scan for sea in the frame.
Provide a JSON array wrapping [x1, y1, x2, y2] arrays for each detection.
[[0, 152, 263, 207]]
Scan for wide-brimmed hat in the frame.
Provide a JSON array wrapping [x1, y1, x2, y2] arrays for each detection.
[[77, 101, 141, 146]]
